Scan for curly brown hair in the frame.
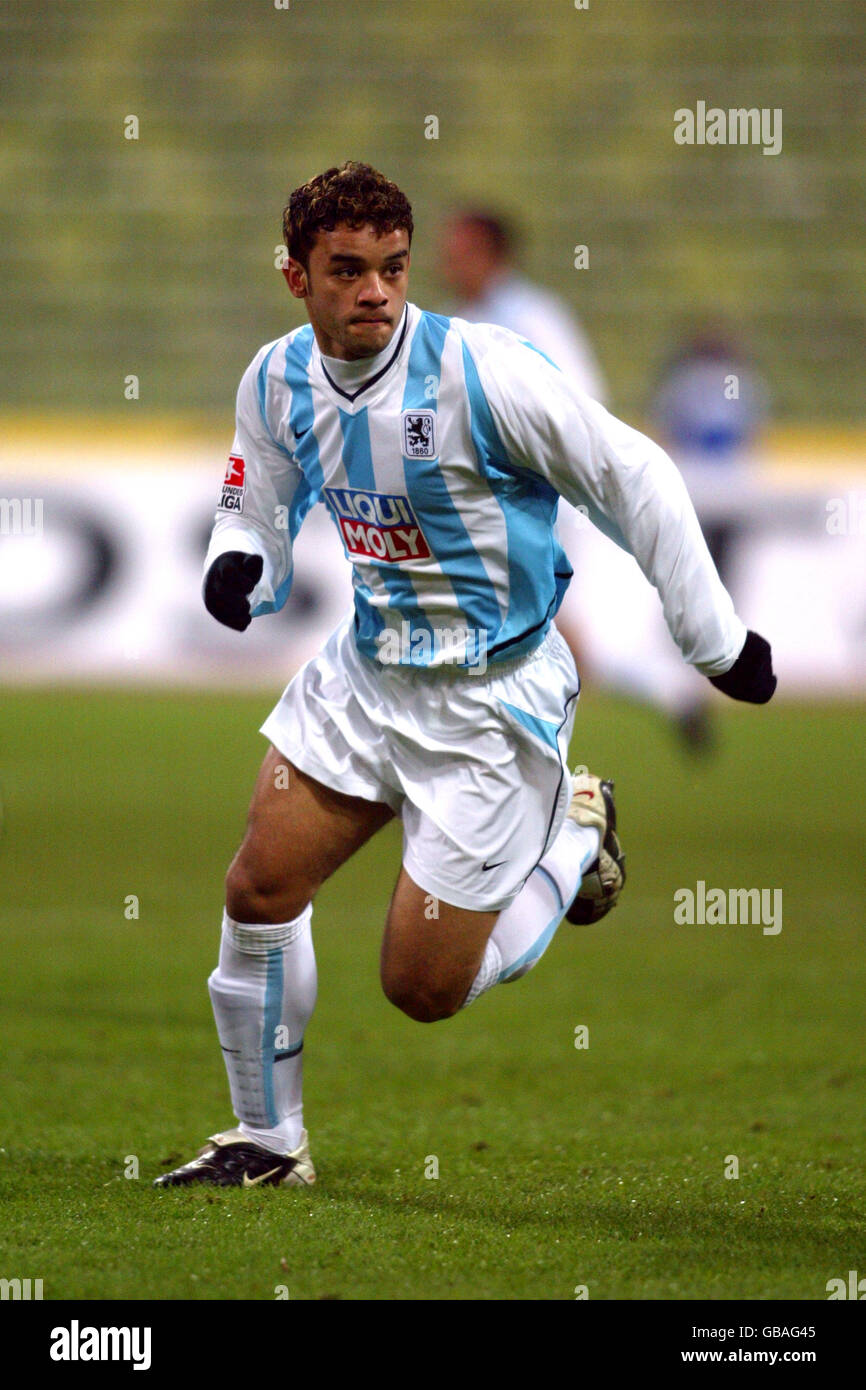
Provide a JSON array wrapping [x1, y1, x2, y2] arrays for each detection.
[[283, 162, 413, 269]]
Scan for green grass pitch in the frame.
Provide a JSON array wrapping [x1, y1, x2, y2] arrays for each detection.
[[1, 686, 864, 1301]]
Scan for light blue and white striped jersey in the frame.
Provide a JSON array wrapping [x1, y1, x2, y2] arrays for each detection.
[[205, 302, 745, 674]]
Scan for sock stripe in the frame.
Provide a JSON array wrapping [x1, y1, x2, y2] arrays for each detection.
[[262, 949, 283, 1127], [497, 904, 563, 983]]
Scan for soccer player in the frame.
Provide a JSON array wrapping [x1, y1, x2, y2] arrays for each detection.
[[155, 163, 776, 1189]]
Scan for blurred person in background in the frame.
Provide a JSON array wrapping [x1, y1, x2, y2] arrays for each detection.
[[438, 209, 606, 401], [560, 321, 769, 755], [653, 322, 767, 590], [646, 324, 769, 749]]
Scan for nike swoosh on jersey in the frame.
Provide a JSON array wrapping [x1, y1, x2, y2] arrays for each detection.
[[481, 859, 506, 871]]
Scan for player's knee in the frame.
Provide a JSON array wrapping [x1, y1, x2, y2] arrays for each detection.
[[381, 968, 461, 1023], [224, 857, 309, 925]]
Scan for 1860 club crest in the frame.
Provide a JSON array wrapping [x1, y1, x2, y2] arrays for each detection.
[[401, 410, 436, 459]]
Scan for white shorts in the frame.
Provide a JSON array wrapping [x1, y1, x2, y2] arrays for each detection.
[[260, 615, 580, 912]]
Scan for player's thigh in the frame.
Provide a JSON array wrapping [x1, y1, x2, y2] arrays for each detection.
[[227, 744, 394, 915], [380, 867, 499, 1020]]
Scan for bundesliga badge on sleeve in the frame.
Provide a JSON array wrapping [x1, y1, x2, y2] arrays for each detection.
[[219, 454, 246, 512]]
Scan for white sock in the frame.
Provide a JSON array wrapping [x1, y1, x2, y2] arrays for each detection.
[[462, 819, 600, 1007], [207, 906, 316, 1153]]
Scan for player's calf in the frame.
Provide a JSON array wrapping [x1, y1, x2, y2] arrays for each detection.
[[380, 867, 499, 1022], [381, 973, 465, 1023]]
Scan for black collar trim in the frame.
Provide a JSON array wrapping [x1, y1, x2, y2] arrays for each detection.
[[320, 311, 409, 403]]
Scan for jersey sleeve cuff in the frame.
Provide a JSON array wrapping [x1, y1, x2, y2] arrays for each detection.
[[202, 524, 277, 612], [692, 621, 749, 678]]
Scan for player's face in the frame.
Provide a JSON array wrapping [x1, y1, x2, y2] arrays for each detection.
[[283, 224, 411, 361]]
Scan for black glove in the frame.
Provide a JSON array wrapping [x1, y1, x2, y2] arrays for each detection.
[[203, 551, 264, 632], [709, 629, 776, 704]]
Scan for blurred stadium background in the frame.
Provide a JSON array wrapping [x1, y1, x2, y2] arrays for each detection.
[[1, 0, 865, 1303]]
